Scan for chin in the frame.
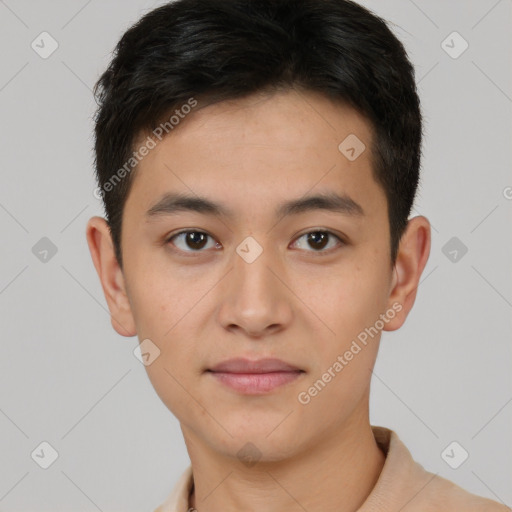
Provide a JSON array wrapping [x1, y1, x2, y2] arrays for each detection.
[[219, 437, 301, 465], [208, 422, 303, 459]]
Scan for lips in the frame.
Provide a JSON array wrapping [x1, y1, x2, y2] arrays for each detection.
[[208, 357, 303, 374], [206, 357, 305, 394]]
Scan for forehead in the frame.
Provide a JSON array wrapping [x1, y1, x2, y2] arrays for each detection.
[[126, 89, 386, 224]]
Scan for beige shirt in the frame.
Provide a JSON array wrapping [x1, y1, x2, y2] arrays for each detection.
[[154, 425, 510, 512]]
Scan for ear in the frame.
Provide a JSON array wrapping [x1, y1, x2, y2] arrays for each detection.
[[85, 216, 137, 337], [383, 215, 431, 332]]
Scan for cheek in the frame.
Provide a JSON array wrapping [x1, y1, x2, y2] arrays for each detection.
[[298, 270, 385, 408], [124, 260, 194, 340], [144, 358, 198, 426], [306, 263, 386, 342], [136, 287, 203, 422]]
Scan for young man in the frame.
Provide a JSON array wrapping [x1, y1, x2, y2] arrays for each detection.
[[86, 0, 509, 510]]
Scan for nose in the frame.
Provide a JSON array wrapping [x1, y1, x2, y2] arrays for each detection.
[[216, 241, 293, 338]]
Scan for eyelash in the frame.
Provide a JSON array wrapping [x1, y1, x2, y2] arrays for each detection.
[[165, 229, 345, 257]]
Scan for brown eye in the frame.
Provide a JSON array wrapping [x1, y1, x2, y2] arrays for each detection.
[[167, 230, 219, 253], [292, 230, 344, 254], [306, 232, 329, 250]]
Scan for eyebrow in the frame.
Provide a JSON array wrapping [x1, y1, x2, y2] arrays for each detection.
[[145, 191, 365, 220]]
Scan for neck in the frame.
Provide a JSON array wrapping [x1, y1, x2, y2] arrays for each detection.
[[184, 413, 385, 512]]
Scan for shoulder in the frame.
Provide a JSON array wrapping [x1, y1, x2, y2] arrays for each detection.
[[368, 426, 510, 512], [418, 472, 510, 511], [153, 465, 194, 512]]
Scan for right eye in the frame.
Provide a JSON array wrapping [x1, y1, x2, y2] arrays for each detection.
[[166, 230, 222, 254]]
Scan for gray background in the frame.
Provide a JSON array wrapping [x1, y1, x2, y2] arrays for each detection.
[[0, 0, 511, 510]]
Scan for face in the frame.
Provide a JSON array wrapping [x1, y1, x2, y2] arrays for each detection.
[[87, 88, 431, 462]]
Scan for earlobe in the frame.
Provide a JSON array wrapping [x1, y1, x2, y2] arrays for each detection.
[[383, 216, 431, 332], [85, 216, 137, 337]]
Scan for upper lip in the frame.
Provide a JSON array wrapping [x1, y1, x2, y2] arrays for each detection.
[[208, 357, 303, 374]]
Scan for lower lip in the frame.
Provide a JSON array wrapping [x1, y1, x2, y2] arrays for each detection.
[[207, 371, 303, 394]]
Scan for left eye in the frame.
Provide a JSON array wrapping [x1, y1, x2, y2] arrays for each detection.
[[166, 230, 343, 254], [292, 230, 344, 253]]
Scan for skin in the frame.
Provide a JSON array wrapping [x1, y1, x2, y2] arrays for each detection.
[[86, 88, 430, 512]]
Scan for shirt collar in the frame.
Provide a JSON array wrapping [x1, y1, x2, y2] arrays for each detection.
[[154, 425, 434, 512]]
